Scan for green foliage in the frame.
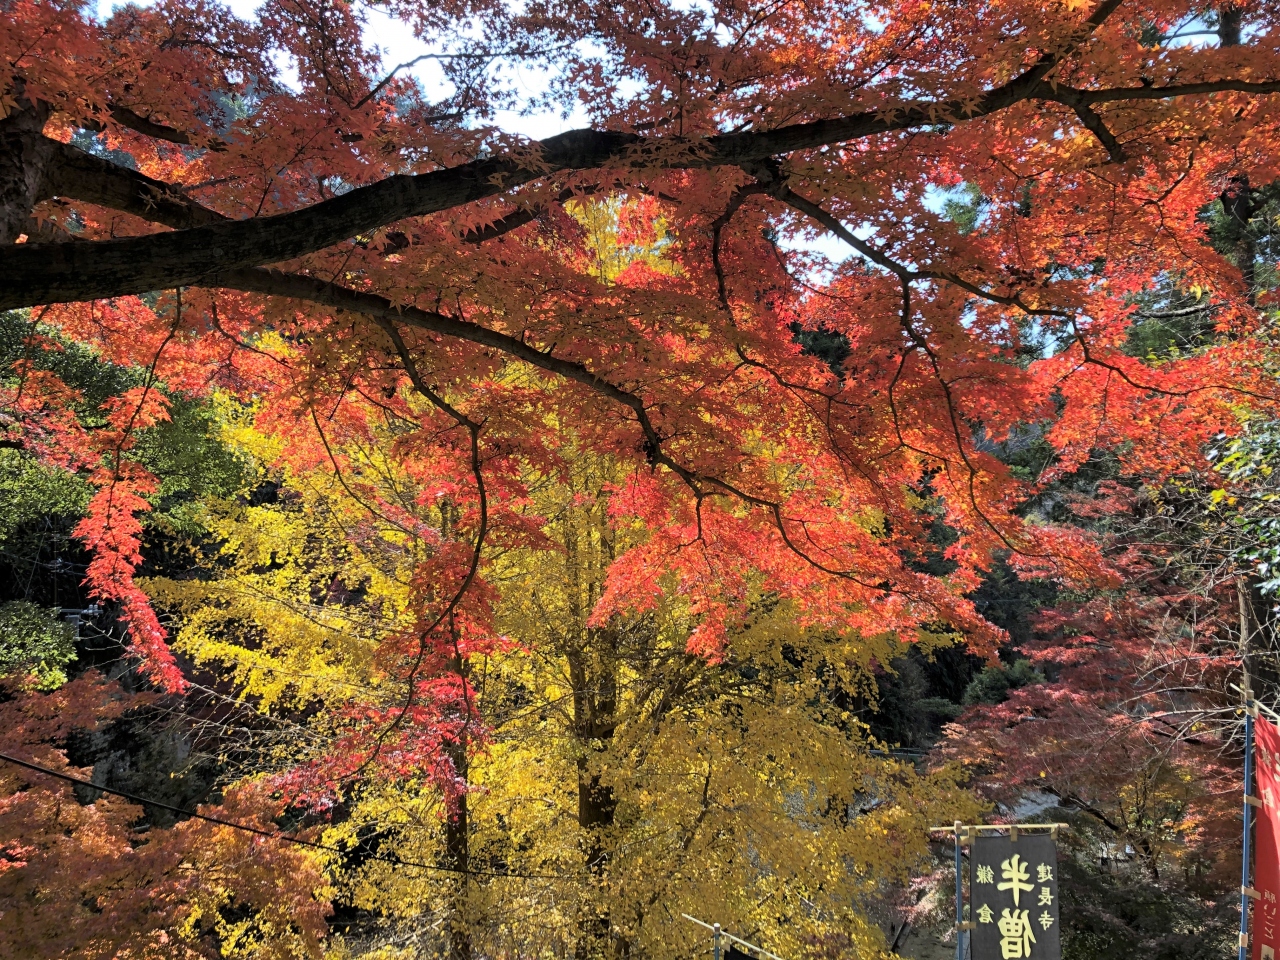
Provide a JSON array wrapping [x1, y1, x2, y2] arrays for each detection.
[[939, 182, 986, 235], [867, 653, 937, 748], [0, 448, 91, 547], [130, 396, 251, 535], [1122, 298, 1215, 361], [863, 651, 972, 748], [1207, 421, 1280, 594], [792, 323, 850, 376], [1, 310, 248, 538], [1058, 854, 1235, 960], [962, 658, 1043, 706], [915, 696, 964, 720], [0, 310, 135, 418], [0, 600, 77, 690], [970, 557, 1059, 645], [1124, 180, 1280, 361], [1203, 181, 1280, 288]]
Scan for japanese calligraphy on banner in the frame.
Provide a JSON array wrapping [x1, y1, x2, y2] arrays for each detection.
[[970, 833, 1061, 960], [1254, 714, 1280, 960]]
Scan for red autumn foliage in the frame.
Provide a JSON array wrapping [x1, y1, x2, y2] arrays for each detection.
[[1, 0, 1279, 948], [0, 675, 331, 958], [938, 483, 1246, 887]]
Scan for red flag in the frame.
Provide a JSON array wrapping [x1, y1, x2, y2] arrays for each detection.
[[1253, 714, 1280, 960]]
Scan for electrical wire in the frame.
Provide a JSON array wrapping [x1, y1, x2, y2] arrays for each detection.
[[0, 751, 578, 882]]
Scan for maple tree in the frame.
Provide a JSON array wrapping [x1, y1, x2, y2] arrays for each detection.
[[933, 134, 1280, 957], [3, 0, 1280, 955], [3, 0, 1279, 693], [146, 429, 980, 957], [0, 671, 332, 960], [934, 476, 1252, 957]]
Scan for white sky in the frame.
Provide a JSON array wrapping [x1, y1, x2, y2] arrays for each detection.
[[99, 0, 592, 140], [94, 0, 855, 263]]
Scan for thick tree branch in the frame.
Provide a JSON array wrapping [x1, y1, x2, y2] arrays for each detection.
[[1, 0, 1273, 313], [42, 140, 228, 229], [0, 95, 54, 243], [1062, 78, 1280, 104], [1, 128, 636, 309], [460, 204, 545, 244], [80, 104, 224, 147], [0, 0, 1125, 294], [106, 105, 216, 147], [460, 185, 588, 244], [22, 139, 917, 559], [220, 266, 663, 437], [1070, 103, 1127, 162]]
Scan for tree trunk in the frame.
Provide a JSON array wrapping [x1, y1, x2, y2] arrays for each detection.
[[1238, 576, 1280, 701], [0, 92, 54, 244], [1221, 175, 1258, 304], [573, 763, 628, 960], [1218, 5, 1242, 47], [444, 623, 473, 960], [1217, 7, 1258, 306], [445, 736, 472, 960], [577, 762, 618, 874], [569, 628, 624, 960]]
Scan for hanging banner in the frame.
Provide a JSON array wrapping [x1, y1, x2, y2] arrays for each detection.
[[969, 832, 1061, 960], [1254, 714, 1280, 960]]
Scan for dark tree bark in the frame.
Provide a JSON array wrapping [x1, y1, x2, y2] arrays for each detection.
[[1220, 176, 1258, 303], [568, 623, 626, 960], [442, 618, 474, 960], [5, 72, 1276, 310], [1218, 5, 1243, 47], [0, 96, 54, 244], [444, 735, 472, 960], [1216, 6, 1259, 306]]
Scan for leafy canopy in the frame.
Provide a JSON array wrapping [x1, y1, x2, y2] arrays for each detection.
[[2, 0, 1280, 955]]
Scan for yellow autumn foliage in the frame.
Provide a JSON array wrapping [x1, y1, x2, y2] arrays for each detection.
[[144, 397, 978, 960]]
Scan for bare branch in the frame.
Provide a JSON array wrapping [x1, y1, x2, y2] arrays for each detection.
[[353, 51, 503, 110], [778, 187, 912, 280], [106, 105, 218, 148], [1135, 303, 1211, 320], [1071, 103, 1127, 162]]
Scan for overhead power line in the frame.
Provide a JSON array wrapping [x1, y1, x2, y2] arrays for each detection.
[[0, 751, 575, 881]]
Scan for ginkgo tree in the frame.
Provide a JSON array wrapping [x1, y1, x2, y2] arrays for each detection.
[[142, 409, 979, 959]]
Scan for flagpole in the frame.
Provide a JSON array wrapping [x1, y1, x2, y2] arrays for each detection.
[[1242, 698, 1256, 960], [954, 820, 964, 960]]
